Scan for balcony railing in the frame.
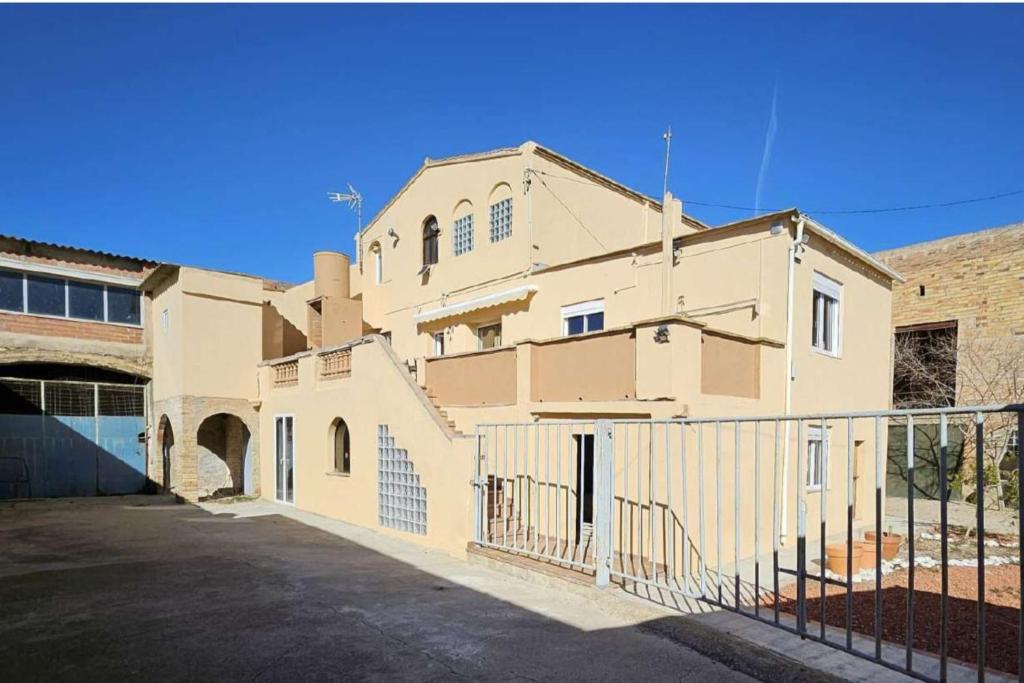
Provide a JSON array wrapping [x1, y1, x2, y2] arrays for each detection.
[[273, 360, 299, 386], [320, 348, 352, 380]]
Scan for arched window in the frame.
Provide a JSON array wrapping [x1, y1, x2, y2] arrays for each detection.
[[422, 216, 439, 267], [331, 418, 351, 474]]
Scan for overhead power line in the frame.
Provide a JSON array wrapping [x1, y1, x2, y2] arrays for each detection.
[[532, 169, 1024, 217]]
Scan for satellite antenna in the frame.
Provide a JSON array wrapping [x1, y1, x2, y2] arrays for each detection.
[[327, 183, 364, 272]]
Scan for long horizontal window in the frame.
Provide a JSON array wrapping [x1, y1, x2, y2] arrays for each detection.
[[0, 268, 141, 326]]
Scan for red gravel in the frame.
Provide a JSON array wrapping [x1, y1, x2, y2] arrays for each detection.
[[769, 565, 1020, 675]]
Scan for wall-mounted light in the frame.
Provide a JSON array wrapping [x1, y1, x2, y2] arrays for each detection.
[[770, 221, 785, 236]]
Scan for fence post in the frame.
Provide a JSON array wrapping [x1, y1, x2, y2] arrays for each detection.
[[472, 430, 483, 544], [595, 419, 614, 588]]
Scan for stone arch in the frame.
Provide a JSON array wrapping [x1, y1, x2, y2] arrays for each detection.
[[195, 413, 252, 500], [0, 350, 150, 379]]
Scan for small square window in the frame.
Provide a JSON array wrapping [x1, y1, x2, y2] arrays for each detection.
[[478, 323, 501, 350]]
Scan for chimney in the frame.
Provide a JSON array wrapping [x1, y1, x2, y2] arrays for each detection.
[[313, 251, 350, 300]]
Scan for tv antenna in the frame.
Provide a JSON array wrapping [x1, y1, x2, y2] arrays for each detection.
[[662, 125, 672, 199], [327, 183, 364, 272]]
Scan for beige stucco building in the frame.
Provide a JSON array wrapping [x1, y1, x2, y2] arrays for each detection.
[[1, 142, 902, 567]]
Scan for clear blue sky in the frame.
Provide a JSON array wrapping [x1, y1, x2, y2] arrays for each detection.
[[1, 4, 1022, 283]]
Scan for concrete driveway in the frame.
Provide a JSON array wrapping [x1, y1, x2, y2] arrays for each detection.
[[0, 496, 791, 682]]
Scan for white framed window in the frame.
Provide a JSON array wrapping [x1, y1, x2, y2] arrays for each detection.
[[432, 331, 445, 357], [489, 198, 512, 242], [477, 322, 501, 350], [811, 272, 842, 356], [453, 214, 474, 256], [561, 299, 605, 336], [0, 267, 141, 326], [806, 425, 829, 491]]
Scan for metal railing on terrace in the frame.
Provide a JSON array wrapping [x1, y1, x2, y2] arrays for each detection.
[[472, 405, 1024, 683]]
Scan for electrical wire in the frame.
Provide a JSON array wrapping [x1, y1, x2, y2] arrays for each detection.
[[531, 169, 1024, 217]]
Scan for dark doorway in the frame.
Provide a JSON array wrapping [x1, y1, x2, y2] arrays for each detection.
[[573, 434, 594, 542]]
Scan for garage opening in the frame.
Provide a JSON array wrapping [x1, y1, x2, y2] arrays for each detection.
[[0, 363, 147, 499], [196, 413, 252, 500]]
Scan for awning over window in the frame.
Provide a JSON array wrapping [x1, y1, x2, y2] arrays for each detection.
[[414, 285, 538, 324]]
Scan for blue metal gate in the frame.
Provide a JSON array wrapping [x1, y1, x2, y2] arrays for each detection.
[[0, 378, 146, 499]]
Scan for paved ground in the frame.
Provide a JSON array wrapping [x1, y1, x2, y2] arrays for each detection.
[[0, 496, 787, 682]]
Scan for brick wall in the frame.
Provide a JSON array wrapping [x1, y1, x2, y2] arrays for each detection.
[[0, 312, 143, 344], [875, 222, 1024, 338]]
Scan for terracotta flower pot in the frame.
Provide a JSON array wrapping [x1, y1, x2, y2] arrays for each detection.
[[864, 531, 904, 561], [825, 542, 863, 575], [858, 540, 880, 570]]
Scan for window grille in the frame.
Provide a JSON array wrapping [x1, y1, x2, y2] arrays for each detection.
[[453, 214, 474, 256], [489, 198, 512, 242]]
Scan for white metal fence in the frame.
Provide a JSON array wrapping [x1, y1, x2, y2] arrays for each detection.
[[473, 405, 1024, 683]]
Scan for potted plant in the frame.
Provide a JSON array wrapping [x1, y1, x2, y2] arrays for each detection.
[[825, 542, 863, 575], [864, 530, 904, 561]]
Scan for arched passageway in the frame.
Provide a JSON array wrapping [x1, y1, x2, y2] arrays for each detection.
[[156, 415, 175, 492], [196, 413, 252, 500]]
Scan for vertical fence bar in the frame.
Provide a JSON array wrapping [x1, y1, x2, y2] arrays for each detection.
[[939, 413, 949, 682], [474, 429, 482, 544], [666, 422, 674, 586], [773, 419, 780, 625], [906, 415, 915, 672], [796, 419, 806, 635], [874, 415, 883, 660], [577, 424, 585, 563], [681, 421, 690, 595], [698, 423, 707, 598], [820, 416, 827, 641], [734, 420, 741, 611], [595, 420, 612, 587], [556, 424, 562, 560], [650, 423, 657, 583], [975, 412, 985, 683], [846, 416, 854, 650], [716, 420, 723, 605], [1018, 409, 1023, 681], [534, 425, 540, 555], [630, 423, 638, 573], [624, 423, 630, 575], [503, 426, 509, 548], [754, 421, 761, 618], [545, 425, 551, 556]]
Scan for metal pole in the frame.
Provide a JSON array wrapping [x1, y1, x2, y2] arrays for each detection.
[[595, 420, 613, 588], [939, 413, 949, 682], [975, 413, 986, 683], [906, 415, 916, 672]]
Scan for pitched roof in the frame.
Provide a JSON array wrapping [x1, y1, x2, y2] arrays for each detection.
[[357, 140, 709, 241]]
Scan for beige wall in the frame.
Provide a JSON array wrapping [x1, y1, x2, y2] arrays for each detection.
[[529, 329, 636, 402], [424, 347, 517, 407], [701, 332, 760, 399], [259, 337, 474, 556]]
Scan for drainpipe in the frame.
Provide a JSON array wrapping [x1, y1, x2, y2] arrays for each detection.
[[779, 213, 805, 545]]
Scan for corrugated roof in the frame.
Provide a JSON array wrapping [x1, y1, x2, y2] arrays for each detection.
[[0, 233, 158, 266]]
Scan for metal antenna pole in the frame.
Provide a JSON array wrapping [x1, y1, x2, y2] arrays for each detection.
[[662, 126, 673, 199], [327, 184, 363, 272]]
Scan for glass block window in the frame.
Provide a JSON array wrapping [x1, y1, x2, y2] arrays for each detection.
[[453, 214, 474, 256], [377, 424, 427, 535], [489, 198, 512, 242]]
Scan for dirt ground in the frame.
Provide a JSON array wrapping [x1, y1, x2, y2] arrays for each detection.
[[772, 563, 1020, 675]]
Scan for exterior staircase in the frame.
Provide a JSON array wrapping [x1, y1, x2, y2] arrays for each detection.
[[423, 388, 461, 435]]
